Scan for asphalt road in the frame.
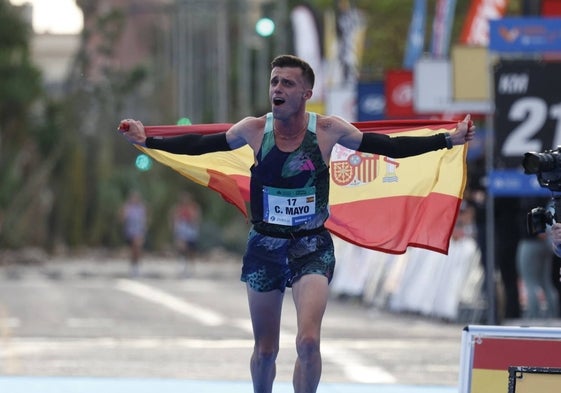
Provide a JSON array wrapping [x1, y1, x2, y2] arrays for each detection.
[[0, 251, 466, 388]]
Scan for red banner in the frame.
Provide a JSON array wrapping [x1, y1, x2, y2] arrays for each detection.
[[385, 70, 415, 118], [460, 0, 508, 45], [542, 0, 561, 16]]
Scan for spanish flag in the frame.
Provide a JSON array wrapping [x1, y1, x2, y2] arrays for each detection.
[[136, 119, 467, 255]]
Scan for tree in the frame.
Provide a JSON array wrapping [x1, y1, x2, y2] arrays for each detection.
[[0, 0, 44, 247]]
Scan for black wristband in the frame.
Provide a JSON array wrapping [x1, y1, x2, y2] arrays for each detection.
[[444, 132, 453, 149]]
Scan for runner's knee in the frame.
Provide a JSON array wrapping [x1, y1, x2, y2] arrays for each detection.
[[253, 343, 279, 363], [295, 335, 320, 360]]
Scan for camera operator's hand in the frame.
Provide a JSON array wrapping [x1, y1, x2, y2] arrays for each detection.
[[549, 222, 561, 258], [450, 114, 476, 146], [551, 222, 561, 247]]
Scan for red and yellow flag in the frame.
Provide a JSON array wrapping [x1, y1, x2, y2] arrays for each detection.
[[136, 119, 467, 255]]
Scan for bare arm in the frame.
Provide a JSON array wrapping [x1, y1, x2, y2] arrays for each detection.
[[224, 116, 263, 151]]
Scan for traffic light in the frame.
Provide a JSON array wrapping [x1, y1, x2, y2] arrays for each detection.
[[255, 17, 275, 37], [135, 153, 153, 171], [177, 117, 192, 125]]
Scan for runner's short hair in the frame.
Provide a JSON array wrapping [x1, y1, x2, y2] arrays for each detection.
[[271, 55, 315, 88]]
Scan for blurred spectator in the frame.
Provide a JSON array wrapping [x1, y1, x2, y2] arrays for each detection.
[[465, 157, 489, 307], [546, 200, 561, 315], [495, 197, 521, 320], [452, 200, 476, 241], [516, 197, 559, 319], [120, 191, 148, 277], [171, 192, 201, 277], [551, 254, 561, 316], [517, 234, 559, 319]]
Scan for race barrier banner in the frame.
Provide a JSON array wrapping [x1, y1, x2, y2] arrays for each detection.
[[459, 325, 561, 393]]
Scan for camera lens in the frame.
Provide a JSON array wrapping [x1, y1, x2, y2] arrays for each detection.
[[522, 152, 543, 174], [522, 151, 558, 174]]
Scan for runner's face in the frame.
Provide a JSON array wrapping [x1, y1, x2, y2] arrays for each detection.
[[269, 67, 311, 119]]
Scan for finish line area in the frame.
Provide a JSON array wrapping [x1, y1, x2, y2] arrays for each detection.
[[0, 377, 457, 393]]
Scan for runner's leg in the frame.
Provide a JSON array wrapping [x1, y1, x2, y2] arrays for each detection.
[[247, 285, 284, 393], [291, 274, 329, 393]]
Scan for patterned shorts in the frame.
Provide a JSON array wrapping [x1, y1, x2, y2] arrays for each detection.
[[241, 228, 335, 292]]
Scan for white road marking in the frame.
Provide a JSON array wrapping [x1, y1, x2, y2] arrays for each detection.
[[114, 280, 396, 383], [0, 317, 20, 328], [233, 319, 396, 382], [115, 279, 225, 327], [0, 337, 255, 357], [66, 318, 114, 328], [322, 345, 396, 383]]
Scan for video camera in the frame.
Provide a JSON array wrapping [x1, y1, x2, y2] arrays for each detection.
[[522, 146, 561, 235]]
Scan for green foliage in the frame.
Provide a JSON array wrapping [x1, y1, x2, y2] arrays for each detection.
[[95, 8, 126, 57], [0, 1, 45, 248], [0, 0, 29, 50], [0, 0, 42, 133], [60, 144, 87, 247]]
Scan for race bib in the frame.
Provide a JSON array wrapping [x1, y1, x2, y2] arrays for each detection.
[[263, 186, 316, 226]]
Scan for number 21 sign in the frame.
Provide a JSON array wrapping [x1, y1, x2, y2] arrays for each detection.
[[494, 60, 561, 169]]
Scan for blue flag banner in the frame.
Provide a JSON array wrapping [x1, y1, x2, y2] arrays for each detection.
[[430, 0, 458, 57], [403, 0, 427, 69]]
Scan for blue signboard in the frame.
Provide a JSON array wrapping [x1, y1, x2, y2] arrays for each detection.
[[357, 82, 385, 121], [488, 169, 551, 197], [489, 17, 561, 53]]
